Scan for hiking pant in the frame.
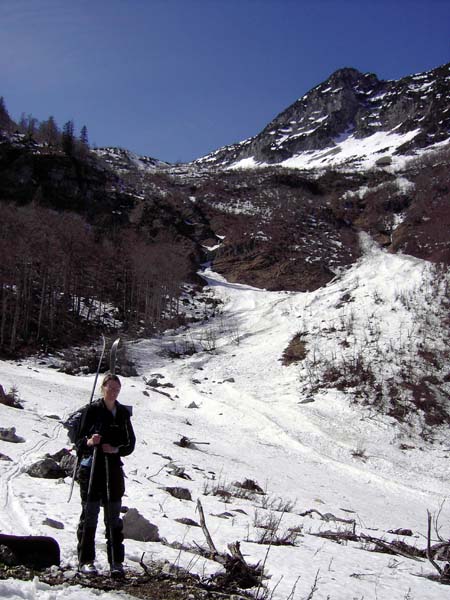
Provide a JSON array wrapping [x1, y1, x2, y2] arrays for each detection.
[[77, 457, 125, 565], [77, 498, 124, 564]]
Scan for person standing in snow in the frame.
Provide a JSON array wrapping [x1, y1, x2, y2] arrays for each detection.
[[75, 373, 135, 577]]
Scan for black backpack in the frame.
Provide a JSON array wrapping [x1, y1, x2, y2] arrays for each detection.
[[63, 404, 89, 444]]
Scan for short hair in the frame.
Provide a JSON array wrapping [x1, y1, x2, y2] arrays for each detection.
[[101, 373, 121, 388]]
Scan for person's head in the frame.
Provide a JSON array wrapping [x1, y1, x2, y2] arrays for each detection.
[[101, 373, 121, 402]]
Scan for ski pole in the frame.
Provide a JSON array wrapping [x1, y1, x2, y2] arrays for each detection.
[[86, 445, 99, 499], [77, 444, 99, 570], [104, 453, 116, 568]]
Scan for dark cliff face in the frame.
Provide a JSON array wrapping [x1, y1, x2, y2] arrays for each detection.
[[195, 63, 450, 168], [0, 134, 128, 217], [253, 68, 383, 161]]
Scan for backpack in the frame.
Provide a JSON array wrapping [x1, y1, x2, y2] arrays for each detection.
[[63, 404, 89, 444]]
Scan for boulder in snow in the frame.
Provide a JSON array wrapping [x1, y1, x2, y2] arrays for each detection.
[[175, 517, 200, 527], [42, 518, 65, 530], [164, 487, 192, 501], [0, 427, 25, 443], [26, 458, 66, 479], [233, 479, 265, 494], [122, 508, 160, 542]]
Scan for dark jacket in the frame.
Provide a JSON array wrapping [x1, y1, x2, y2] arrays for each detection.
[[76, 398, 135, 458], [75, 399, 135, 502]]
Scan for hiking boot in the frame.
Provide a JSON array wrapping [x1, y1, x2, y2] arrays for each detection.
[[110, 562, 124, 578], [79, 562, 98, 575]]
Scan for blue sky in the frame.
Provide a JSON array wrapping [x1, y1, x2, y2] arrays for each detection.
[[1, 0, 449, 163]]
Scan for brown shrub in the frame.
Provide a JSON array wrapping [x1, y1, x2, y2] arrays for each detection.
[[282, 333, 307, 366]]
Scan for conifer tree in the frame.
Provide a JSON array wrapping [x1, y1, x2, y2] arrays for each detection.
[[0, 96, 14, 131], [62, 119, 75, 155], [80, 125, 89, 148]]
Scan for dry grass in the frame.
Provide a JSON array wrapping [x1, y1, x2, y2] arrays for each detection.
[[282, 332, 307, 366]]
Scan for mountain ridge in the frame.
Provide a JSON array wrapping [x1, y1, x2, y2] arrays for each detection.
[[193, 62, 450, 170]]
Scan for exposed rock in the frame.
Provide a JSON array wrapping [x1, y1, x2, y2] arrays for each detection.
[[0, 427, 25, 443], [233, 479, 264, 494], [42, 518, 64, 530], [46, 448, 71, 463], [212, 512, 234, 519], [196, 63, 450, 168], [299, 397, 315, 404], [42, 448, 75, 477], [122, 508, 160, 542], [388, 528, 413, 536], [164, 487, 192, 501], [146, 378, 160, 387], [26, 458, 66, 479], [212, 488, 232, 500], [174, 517, 200, 527], [0, 385, 23, 409], [187, 401, 199, 408], [0, 452, 12, 461]]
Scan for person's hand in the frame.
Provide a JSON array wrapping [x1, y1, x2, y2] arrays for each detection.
[[87, 433, 102, 446], [102, 443, 118, 454]]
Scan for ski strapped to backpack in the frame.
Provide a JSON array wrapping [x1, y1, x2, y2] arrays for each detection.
[[66, 335, 115, 502], [64, 337, 122, 445], [110, 337, 120, 375], [85, 337, 121, 509]]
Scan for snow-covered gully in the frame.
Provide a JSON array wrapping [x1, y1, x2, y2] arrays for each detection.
[[0, 239, 449, 599]]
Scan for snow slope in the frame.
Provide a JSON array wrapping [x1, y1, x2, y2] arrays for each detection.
[[0, 239, 449, 599], [228, 131, 447, 172]]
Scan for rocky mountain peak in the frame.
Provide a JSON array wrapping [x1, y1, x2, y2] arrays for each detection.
[[321, 66, 378, 89], [195, 62, 450, 171]]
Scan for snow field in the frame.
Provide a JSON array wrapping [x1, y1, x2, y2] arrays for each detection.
[[0, 236, 449, 599]]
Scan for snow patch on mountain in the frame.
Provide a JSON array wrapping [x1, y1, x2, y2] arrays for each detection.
[[229, 128, 423, 172]]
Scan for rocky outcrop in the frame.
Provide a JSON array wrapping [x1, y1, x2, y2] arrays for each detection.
[[195, 63, 450, 168]]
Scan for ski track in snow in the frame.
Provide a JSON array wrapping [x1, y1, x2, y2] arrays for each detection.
[[0, 408, 66, 535], [1, 239, 449, 599]]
